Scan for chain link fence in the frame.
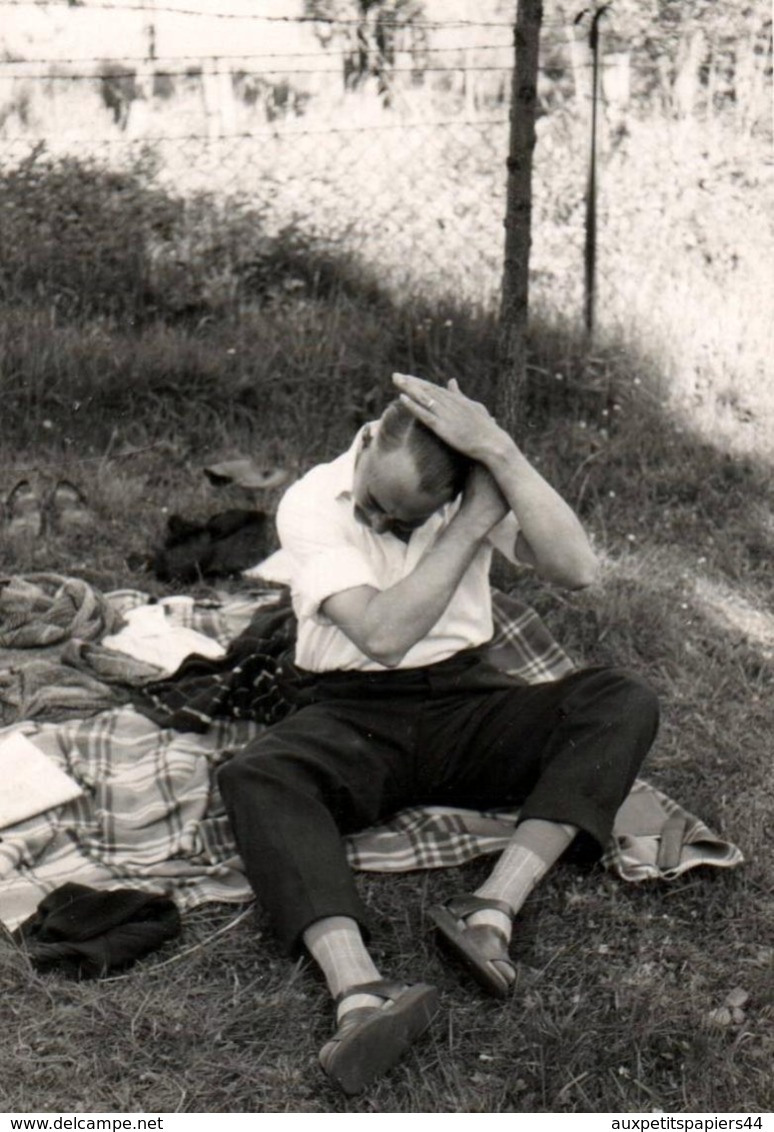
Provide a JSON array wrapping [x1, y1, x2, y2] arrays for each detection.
[[2, 48, 517, 306], [1, 0, 772, 431]]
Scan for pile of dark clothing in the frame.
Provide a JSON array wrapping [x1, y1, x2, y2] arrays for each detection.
[[132, 588, 297, 732], [150, 509, 273, 583], [13, 883, 181, 980]]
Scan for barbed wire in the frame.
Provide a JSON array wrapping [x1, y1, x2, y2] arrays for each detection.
[[1, 65, 526, 80], [0, 0, 574, 30], [0, 30, 590, 70], [0, 117, 512, 142]]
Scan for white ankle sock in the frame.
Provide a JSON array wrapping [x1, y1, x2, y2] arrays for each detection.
[[470, 845, 547, 937], [303, 916, 383, 1019], [470, 821, 578, 937]]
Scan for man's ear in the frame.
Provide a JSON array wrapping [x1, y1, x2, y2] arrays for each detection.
[[354, 426, 372, 471]]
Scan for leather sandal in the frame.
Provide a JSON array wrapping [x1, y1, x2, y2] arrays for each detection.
[[5, 480, 43, 539], [429, 895, 516, 999], [319, 978, 439, 1096], [50, 480, 91, 533]]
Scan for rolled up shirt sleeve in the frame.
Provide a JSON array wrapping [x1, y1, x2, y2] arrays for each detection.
[[276, 481, 381, 624], [487, 511, 521, 565]]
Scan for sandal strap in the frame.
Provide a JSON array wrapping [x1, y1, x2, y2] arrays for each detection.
[[458, 923, 513, 962], [443, 894, 514, 921], [328, 1005, 383, 1039], [334, 978, 410, 1009]]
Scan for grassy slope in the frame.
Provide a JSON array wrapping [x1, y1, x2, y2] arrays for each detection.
[[1, 289, 772, 1115], [1, 113, 773, 1112]]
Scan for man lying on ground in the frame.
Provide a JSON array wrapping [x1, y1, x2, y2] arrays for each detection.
[[219, 373, 659, 1095]]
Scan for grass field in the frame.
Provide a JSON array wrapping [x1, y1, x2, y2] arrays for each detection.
[[1, 98, 773, 1114]]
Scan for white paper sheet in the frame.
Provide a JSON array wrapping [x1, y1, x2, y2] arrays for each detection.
[[0, 732, 83, 829]]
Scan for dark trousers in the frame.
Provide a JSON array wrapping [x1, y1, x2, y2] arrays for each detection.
[[218, 650, 659, 954]]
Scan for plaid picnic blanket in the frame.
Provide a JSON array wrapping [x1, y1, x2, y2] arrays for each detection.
[[0, 585, 744, 933]]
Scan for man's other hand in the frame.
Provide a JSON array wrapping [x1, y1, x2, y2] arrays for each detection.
[[392, 373, 511, 464], [457, 463, 509, 535]]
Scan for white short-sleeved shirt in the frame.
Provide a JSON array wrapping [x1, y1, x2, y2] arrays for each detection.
[[274, 426, 520, 672]]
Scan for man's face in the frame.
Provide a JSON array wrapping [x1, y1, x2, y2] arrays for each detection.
[[352, 440, 449, 539]]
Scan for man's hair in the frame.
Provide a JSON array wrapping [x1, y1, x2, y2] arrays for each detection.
[[376, 398, 472, 499]]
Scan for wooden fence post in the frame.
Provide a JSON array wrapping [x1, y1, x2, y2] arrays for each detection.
[[497, 0, 543, 439]]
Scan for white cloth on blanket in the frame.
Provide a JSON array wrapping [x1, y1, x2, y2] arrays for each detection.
[[0, 732, 83, 829], [244, 549, 293, 585], [100, 602, 226, 675]]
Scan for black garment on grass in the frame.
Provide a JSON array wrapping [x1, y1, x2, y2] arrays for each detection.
[[14, 882, 181, 979], [152, 509, 272, 583]]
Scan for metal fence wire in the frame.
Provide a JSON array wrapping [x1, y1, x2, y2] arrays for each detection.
[[1, 2, 771, 316]]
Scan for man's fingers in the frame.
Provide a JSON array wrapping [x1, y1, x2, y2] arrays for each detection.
[[393, 372, 431, 392], [393, 373, 444, 414], [393, 372, 437, 399], [447, 378, 461, 393], [399, 393, 435, 419]]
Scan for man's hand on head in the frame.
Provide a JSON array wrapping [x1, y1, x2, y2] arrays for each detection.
[[390, 372, 597, 587], [392, 373, 514, 465]]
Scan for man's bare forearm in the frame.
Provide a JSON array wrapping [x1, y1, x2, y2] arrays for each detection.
[[483, 436, 599, 589], [323, 510, 491, 668], [393, 373, 599, 590]]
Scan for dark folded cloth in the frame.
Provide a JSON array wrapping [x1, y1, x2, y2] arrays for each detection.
[[132, 589, 297, 732], [152, 509, 272, 583], [14, 882, 181, 979]]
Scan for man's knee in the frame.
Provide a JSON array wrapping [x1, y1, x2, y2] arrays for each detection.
[[217, 745, 268, 803], [570, 666, 659, 731], [612, 668, 659, 725], [590, 667, 660, 746], [218, 741, 320, 809]]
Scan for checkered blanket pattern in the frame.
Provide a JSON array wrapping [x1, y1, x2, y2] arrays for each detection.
[[0, 586, 743, 933]]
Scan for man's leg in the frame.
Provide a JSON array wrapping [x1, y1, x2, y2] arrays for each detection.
[[218, 701, 400, 951], [429, 817, 578, 995], [217, 700, 438, 1093], [303, 916, 382, 1003], [303, 914, 438, 1095], [470, 818, 577, 931], [425, 665, 660, 995]]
